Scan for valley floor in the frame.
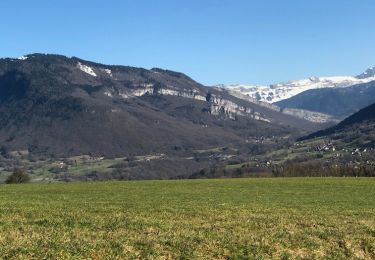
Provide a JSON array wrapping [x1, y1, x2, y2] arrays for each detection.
[[0, 178, 374, 259]]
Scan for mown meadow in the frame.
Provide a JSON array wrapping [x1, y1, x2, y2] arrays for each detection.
[[0, 178, 374, 259]]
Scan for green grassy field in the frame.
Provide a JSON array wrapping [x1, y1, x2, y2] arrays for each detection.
[[0, 178, 374, 259]]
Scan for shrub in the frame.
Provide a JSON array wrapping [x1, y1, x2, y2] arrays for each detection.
[[5, 169, 31, 184]]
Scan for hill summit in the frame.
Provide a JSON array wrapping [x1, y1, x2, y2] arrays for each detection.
[[0, 54, 315, 159]]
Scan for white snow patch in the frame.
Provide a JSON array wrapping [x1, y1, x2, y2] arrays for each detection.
[[18, 56, 28, 60], [77, 62, 97, 77], [104, 91, 113, 97], [101, 68, 112, 77], [119, 93, 130, 99]]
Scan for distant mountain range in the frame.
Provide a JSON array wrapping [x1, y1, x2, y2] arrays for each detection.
[[217, 67, 375, 103], [0, 54, 321, 161], [216, 66, 375, 120], [275, 80, 375, 118]]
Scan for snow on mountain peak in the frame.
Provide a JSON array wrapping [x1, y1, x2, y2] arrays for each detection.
[[217, 71, 375, 103]]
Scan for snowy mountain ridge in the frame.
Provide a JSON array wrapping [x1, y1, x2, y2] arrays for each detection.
[[216, 68, 375, 103]]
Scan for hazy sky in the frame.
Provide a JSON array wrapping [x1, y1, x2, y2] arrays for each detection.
[[1, 0, 375, 85]]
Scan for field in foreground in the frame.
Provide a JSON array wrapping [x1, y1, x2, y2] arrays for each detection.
[[0, 178, 374, 259]]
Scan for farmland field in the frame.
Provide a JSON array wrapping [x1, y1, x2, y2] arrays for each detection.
[[0, 178, 374, 259]]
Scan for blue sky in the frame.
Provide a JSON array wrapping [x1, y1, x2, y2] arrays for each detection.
[[1, 0, 374, 85]]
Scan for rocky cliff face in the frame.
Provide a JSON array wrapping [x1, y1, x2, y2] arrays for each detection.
[[207, 95, 270, 122], [281, 108, 338, 124], [106, 83, 271, 122]]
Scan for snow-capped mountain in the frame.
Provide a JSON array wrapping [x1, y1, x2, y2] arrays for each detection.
[[216, 68, 375, 103], [357, 66, 375, 79]]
